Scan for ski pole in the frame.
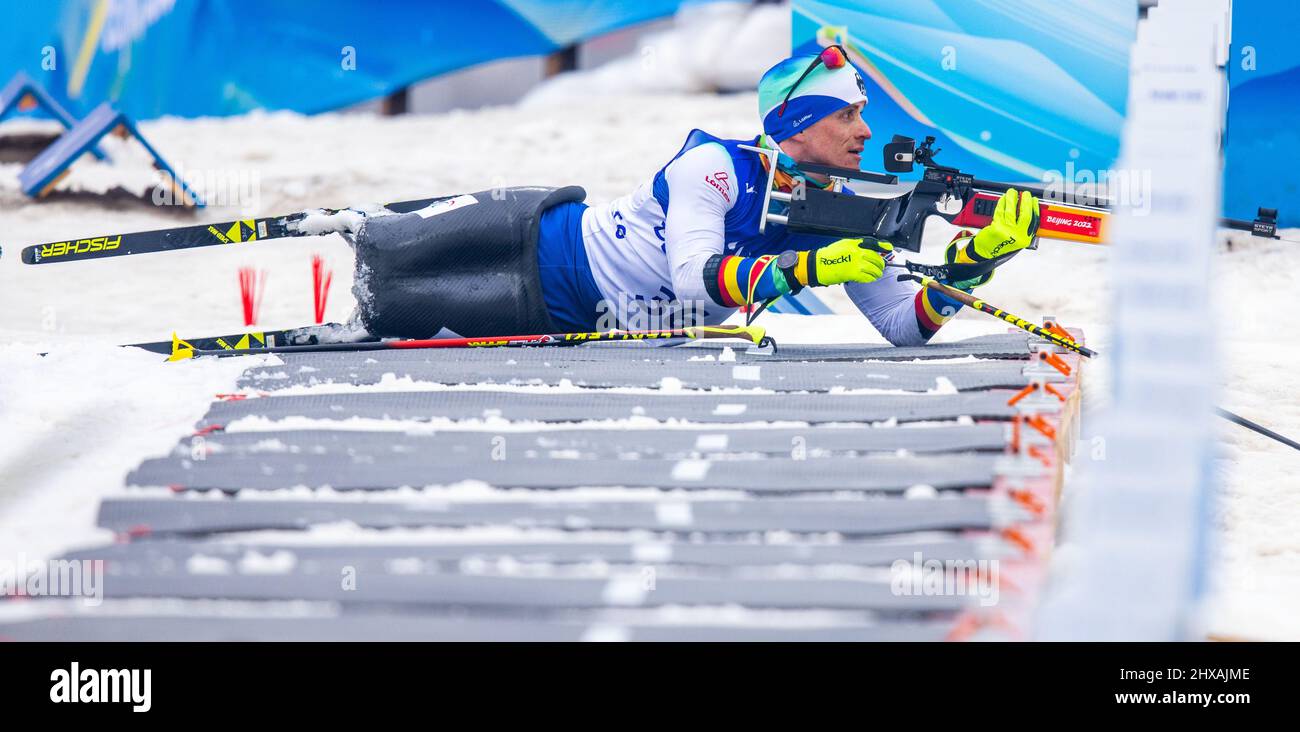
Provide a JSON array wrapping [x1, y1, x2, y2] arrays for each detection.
[[898, 273, 1098, 358], [1217, 408, 1300, 453], [167, 324, 772, 361]]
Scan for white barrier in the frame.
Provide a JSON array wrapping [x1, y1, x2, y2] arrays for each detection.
[[1035, 0, 1230, 640]]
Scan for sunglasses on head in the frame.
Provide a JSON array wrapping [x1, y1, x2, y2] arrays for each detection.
[[777, 44, 849, 118]]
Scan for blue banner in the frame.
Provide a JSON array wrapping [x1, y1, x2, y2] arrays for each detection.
[[1225, 0, 1300, 227], [791, 0, 1134, 183], [0, 0, 686, 120]]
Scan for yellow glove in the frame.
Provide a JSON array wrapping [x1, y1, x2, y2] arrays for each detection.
[[806, 238, 892, 287], [969, 188, 1040, 260]]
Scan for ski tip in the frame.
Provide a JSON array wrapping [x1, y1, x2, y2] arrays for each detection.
[[21, 245, 46, 264]]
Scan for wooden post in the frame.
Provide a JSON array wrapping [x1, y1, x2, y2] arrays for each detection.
[[380, 86, 410, 116], [544, 45, 578, 78]]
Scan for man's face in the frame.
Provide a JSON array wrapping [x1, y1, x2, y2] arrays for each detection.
[[784, 101, 871, 168]]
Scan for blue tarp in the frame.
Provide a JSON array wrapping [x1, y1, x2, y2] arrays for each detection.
[[0, 0, 687, 120]]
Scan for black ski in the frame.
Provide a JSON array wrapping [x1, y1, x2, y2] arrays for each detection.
[[19, 196, 449, 265], [127, 322, 374, 357]]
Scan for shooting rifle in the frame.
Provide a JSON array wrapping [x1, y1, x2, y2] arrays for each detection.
[[746, 133, 1289, 262]]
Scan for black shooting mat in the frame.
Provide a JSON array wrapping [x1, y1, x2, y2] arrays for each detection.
[[0, 604, 954, 642], [59, 534, 1007, 568], [238, 355, 1030, 392], [197, 389, 1019, 428], [96, 494, 1024, 536], [172, 423, 1009, 459], [127, 452, 1000, 493], [48, 570, 974, 612]]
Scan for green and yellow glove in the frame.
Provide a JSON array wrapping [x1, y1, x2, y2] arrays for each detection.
[[804, 237, 892, 287], [973, 188, 1039, 258], [705, 238, 892, 308], [945, 188, 1040, 288]]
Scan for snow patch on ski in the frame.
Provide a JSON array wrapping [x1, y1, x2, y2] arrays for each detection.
[[293, 207, 377, 237]]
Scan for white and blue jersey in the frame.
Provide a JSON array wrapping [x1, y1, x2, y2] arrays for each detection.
[[537, 129, 948, 345]]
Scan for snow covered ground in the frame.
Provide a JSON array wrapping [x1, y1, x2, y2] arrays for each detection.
[[1, 39, 1297, 640], [1200, 233, 1300, 640]]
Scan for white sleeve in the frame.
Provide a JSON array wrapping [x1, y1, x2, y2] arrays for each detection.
[[660, 143, 739, 305], [844, 265, 932, 347]]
